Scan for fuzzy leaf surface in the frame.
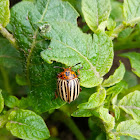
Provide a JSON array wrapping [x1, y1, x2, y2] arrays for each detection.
[[0, 0, 10, 27], [120, 52, 140, 77], [78, 88, 106, 109], [9, 0, 79, 113], [116, 120, 140, 139], [102, 61, 125, 87], [0, 89, 4, 113], [119, 90, 140, 121], [123, 0, 140, 25], [72, 107, 115, 132], [41, 22, 113, 88], [82, 0, 111, 32], [6, 109, 50, 140]]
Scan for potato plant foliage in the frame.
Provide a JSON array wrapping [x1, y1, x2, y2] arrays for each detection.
[[0, 0, 140, 139]]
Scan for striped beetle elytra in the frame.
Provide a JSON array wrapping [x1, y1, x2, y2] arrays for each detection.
[[54, 63, 83, 103]]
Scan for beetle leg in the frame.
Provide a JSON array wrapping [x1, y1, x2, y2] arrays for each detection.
[[54, 90, 58, 100], [77, 66, 83, 76]]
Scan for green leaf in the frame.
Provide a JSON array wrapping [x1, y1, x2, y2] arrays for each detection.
[[82, 0, 111, 32], [0, 0, 10, 27], [116, 120, 140, 139], [107, 18, 116, 31], [0, 37, 21, 68], [4, 96, 19, 108], [41, 23, 113, 88], [118, 28, 134, 40], [102, 61, 125, 87], [16, 74, 27, 86], [123, 0, 140, 26], [78, 88, 106, 109], [106, 81, 127, 96], [119, 52, 140, 77], [123, 70, 138, 88], [110, 0, 123, 23], [0, 115, 8, 128], [112, 105, 120, 120], [6, 109, 50, 140], [72, 107, 115, 132], [72, 108, 93, 117], [9, 0, 79, 113], [0, 89, 4, 113], [118, 90, 140, 122]]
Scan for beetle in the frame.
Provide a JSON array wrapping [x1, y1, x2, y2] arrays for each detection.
[[54, 63, 83, 103]]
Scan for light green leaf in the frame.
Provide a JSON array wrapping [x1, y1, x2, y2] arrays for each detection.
[[112, 105, 120, 120], [0, 114, 8, 128], [72, 108, 93, 117], [82, 0, 111, 32], [102, 61, 125, 87], [4, 96, 19, 108], [107, 18, 116, 31], [72, 107, 115, 132], [123, 0, 140, 26], [106, 81, 127, 96], [120, 52, 140, 77], [0, 89, 4, 113], [9, 0, 79, 113], [110, 0, 123, 23], [41, 22, 113, 88], [6, 109, 50, 140], [0, 0, 10, 27], [78, 88, 106, 109], [116, 120, 140, 139], [119, 90, 140, 121]]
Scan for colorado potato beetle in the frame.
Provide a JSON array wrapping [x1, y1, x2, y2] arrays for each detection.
[[54, 63, 83, 103]]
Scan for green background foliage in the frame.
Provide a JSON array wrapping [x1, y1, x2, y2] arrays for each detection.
[[0, 0, 140, 140]]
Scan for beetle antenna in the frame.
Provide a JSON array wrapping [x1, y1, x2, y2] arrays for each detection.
[[54, 66, 64, 69], [72, 62, 81, 68]]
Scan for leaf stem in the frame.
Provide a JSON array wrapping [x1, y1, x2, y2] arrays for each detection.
[[0, 66, 12, 95], [110, 23, 127, 39], [0, 24, 18, 49], [52, 111, 86, 140]]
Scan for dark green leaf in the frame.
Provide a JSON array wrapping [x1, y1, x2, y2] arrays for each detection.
[[78, 88, 106, 109], [82, 0, 111, 32], [123, 71, 138, 88], [118, 28, 134, 40], [41, 23, 113, 88], [102, 61, 125, 87], [116, 120, 140, 139], [9, 0, 79, 113], [6, 109, 50, 140], [0, 38, 21, 68], [16, 74, 27, 86], [120, 52, 140, 77], [119, 90, 140, 121], [0, 0, 10, 27]]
